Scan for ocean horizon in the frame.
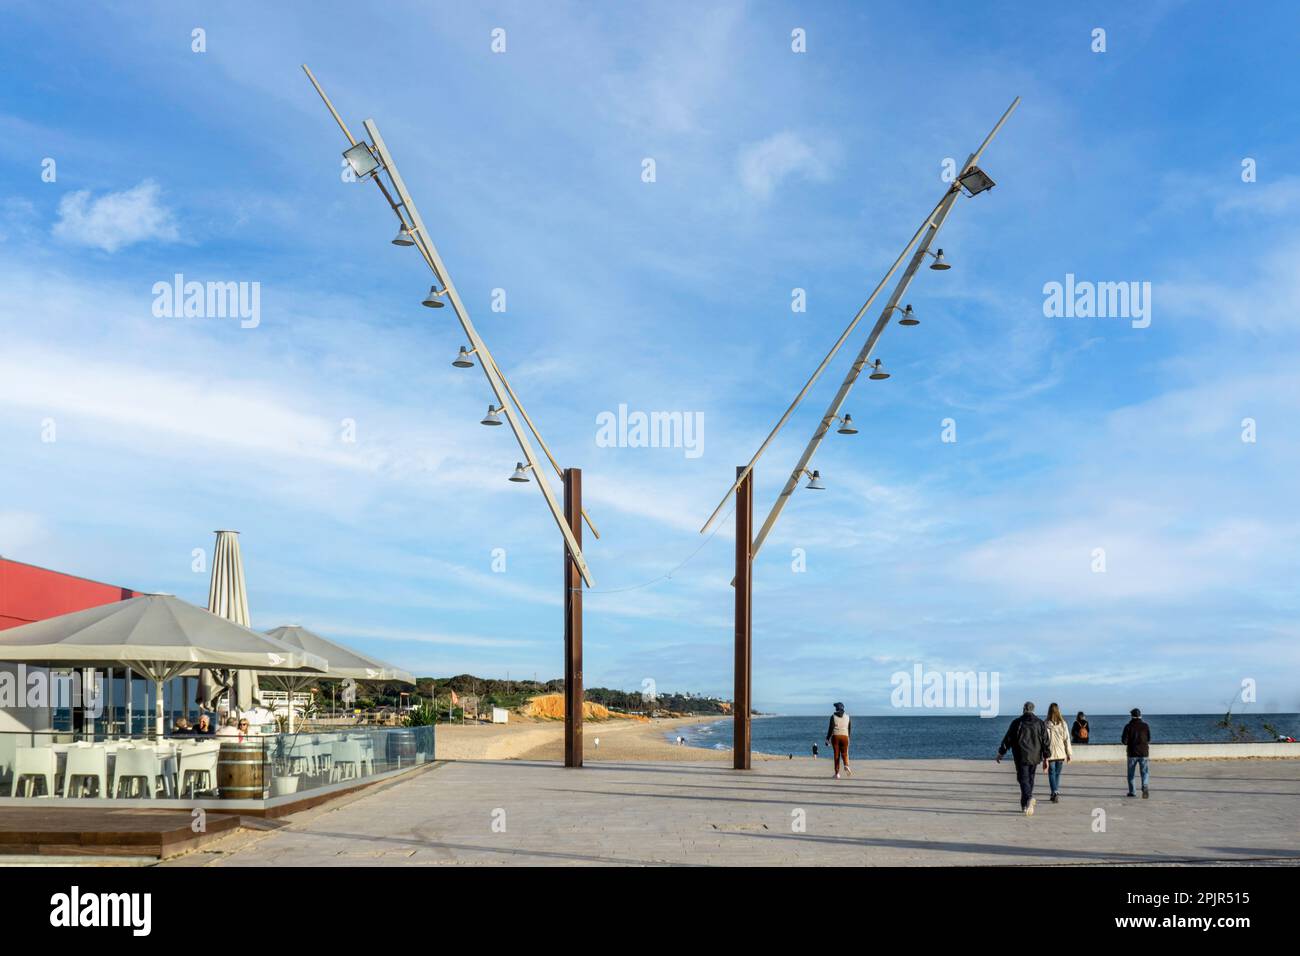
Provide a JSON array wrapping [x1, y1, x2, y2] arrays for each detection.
[[671, 713, 1300, 760]]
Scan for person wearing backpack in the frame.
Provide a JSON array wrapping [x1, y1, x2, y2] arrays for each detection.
[[1043, 702, 1073, 802], [996, 701, 1050, 815], [1071, 711, 1090, 745], [1121, 707, 1152, 798]]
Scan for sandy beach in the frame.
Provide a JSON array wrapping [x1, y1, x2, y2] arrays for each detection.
[[434, 715, 785, 762]]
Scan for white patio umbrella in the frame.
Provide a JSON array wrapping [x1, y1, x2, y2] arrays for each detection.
[[263, 625, 414, 732], [0, 593, 327, 735]]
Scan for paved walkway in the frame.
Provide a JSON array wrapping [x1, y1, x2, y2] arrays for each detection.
[[191, 758, 1300, 866]]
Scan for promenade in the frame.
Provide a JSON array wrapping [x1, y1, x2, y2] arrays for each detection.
[[176, 757, 1300, 867]]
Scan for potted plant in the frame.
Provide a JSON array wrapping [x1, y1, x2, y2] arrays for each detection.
[[402, 701, 437, 763], [270, 720, 303, 796]]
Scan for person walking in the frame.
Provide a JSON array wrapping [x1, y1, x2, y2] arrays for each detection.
[[1071, 711, 1090, 745], [996, 701, 1049, 815], [825, 702, 852, 779], [811, 741, 819, 759], [1043, 703, 1073, 802], [1122, 707, 1151, 798]]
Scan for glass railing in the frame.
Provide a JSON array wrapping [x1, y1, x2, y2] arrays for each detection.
[[0, 725, 435, 800]]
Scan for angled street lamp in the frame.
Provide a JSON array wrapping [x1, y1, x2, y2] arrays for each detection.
[[303, 65, 596, 767], [704, 97, 1021, 769]]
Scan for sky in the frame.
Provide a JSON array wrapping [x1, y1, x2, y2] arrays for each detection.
[[1, 0, 1298, 717]]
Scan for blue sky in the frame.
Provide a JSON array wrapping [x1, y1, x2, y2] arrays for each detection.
[[1, 1, 1298, 716]]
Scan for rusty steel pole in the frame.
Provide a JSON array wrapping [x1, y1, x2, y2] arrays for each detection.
[[734, 466, 753, 769], [563, 468, 584, 768]]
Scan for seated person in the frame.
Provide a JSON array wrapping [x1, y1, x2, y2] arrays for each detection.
[[171, 717, 192, 736], [215, 717, 242, 738], [194, 714, 216, 735]]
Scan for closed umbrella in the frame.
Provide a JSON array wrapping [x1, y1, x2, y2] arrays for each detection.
[[0, 594, 327, 735], [205, 530, 262, 712]]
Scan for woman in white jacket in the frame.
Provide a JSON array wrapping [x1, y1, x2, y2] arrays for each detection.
[[1043, 702, 1073, 802]]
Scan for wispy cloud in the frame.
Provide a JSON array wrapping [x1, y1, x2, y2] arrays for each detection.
[[52, 180, 179, 252], [737, 131, 835, 200]]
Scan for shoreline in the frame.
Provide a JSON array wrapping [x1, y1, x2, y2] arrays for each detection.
[[434, 715, 1300, 763], [436, 714, 796, 762]]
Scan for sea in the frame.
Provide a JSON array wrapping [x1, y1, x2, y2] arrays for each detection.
[[669, 713, 1300, 760]]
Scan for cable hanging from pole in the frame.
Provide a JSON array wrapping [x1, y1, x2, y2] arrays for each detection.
[[571, 502, 737, 595]]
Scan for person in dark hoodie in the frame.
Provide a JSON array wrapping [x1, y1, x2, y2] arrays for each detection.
[[1121, 707, 1152, 798], [825, 702, 852, 779], [996, 701, 1050, 815]]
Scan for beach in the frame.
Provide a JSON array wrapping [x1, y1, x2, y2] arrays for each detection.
[[434, 715, 783, 762]]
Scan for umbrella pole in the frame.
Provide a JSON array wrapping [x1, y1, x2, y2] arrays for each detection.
[[155, 678, 164, 737]]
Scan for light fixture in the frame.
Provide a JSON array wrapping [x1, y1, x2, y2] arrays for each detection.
[[392, 225, 417, 246], [835, 414, 858, 435], [509, 461, 533, 482], [422, 285, 449, 308], [896, 303, 919, 326], [342, 142, 380, 179], [927, 249, 951, 271], [803, 469, 826, 490], [452, 346, 476, 368], [481, 404, 504, 426], [869, 359, 890, 380], [957, 165, 996, 196]]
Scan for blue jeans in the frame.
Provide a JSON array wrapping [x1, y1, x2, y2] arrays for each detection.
[[1048, 759, 1064, 794], [1127, 757, 1150, 793], [1014, 760, 1037, 808]]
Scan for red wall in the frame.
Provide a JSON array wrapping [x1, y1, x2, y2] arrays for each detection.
[[0, 558, 142, 630]]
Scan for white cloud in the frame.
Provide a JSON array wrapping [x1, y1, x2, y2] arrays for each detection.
[[52, 180, 179, 252], [0, 343, 376, 470], [1213, 175, 1300, 219], [738, 131, 834, 200]]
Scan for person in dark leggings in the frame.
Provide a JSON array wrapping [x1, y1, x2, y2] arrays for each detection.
[[825, 702, 852, 779]]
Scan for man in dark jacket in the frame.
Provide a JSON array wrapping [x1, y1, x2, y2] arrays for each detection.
[[996, 701, 1050, 815], [1121, 707, 1151, 798]]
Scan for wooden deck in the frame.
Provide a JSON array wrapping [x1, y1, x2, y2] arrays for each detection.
[[0, 807, 241, 860], [0, 762, 440, 861]]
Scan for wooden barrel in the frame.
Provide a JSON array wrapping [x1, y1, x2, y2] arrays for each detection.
[[386, 729, 417, 766], [217, 740, 267, 799]]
